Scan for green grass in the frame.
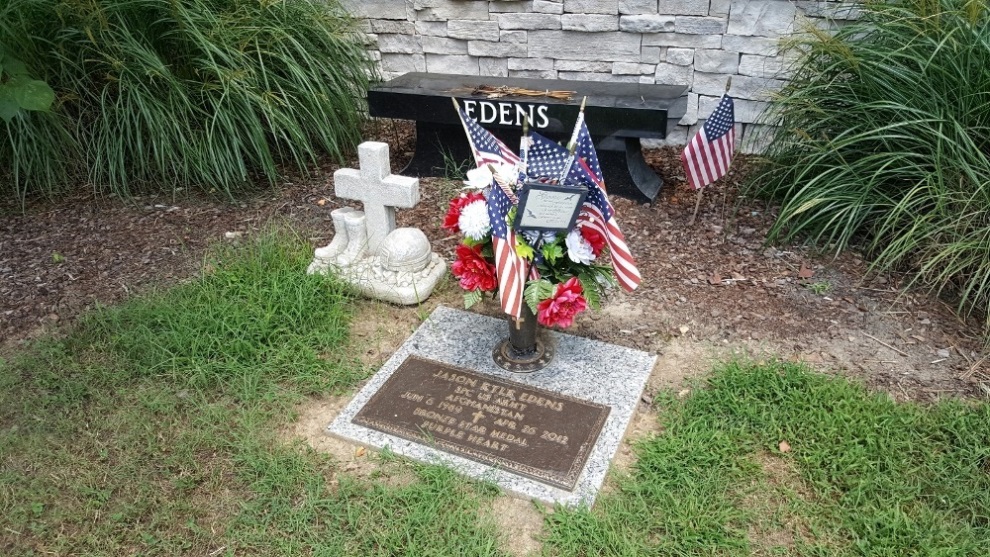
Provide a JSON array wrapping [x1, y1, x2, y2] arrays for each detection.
[[543, 360, 990, 556], [747, 0, 990, 337], [3, 231, 989, 556], [0, 230, 505, 556]]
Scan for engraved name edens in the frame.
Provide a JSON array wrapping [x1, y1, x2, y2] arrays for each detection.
[[432, 370, 564, 412], [461, 99, 551, 129]]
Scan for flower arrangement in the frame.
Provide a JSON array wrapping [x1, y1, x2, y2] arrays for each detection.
[[445, 100, 641, 329], [443, 165, 617, 329]]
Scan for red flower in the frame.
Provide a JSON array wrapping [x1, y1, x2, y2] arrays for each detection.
[[451, 244, 497, 292], [443, 192, 486, 234], [536, 277, 588, 328], [580, 226, 607, 257]]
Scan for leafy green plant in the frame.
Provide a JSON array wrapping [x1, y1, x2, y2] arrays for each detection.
[[0, 53, 54, 122], [0, 0, 375, 201], [748, 0, 990, 335]]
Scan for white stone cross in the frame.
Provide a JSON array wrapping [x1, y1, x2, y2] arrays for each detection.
[[333, 142, 419, 253]]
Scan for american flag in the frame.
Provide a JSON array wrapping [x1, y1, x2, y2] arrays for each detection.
[[454, 102, 520, 169], [681, 94, 735, 190], [526, 132, 571, 181], [487, 168, 528, 319], [528, 119, 642, 292], [454, 101, 520, 202], [453, 99, 527, 318]]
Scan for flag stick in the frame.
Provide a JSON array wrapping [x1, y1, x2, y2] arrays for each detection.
[[557, 96, 587, 184], [689, 78, 732, 225]]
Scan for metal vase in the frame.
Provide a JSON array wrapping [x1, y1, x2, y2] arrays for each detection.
[[492, 304, 554, 373]]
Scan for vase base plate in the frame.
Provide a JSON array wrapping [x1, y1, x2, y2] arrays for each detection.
[[492, 338, 555, 373]]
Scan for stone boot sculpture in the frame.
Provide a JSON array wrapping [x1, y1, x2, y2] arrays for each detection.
[[307, 141, 445, 305]]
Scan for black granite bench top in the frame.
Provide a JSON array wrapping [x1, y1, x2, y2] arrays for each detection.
[[368, 72, 688, 139]]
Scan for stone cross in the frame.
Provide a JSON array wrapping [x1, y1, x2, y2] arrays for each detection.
[[333, 142, 419, 253]]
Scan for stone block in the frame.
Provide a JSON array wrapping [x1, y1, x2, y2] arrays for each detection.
[[721, 35, 780, 55], [658, 0, 710, 16], [426, 54, 480, 75], [678, 92, 699, 125], [619, 14, 675, 33], [529, 30, 642, 61], [666, 47, 694, 66], [737, 54, 788, 78], [421, 36, 469, 54], [480, 57, 509, 77], [620, 0, 658, 14], [700, 95, 770, 123], [641, 46, 662, 64], [695, 49, 739, 73], [412, 0, 490, 21], [415, 21, 449, 36], [468, 40, 526, 58], [740, 123, 775, 154], [562, 14, 620, 32], [500, 30, 528, 44], [643, 32, 722, 48], [559, 71, 638, 82], [613, 62, 656, 75], [498, 13, 562, 29], [534, 0, 565, 14], [448, 20, 501, 41], [727, 0, 797, 37], [675, 16, 728, 34], [693, 71, 784, 100], [381, 53, 426, 74], [341, 0, 411, 20], [710, 0, 732, 16], [490, 0, 533, 13], [654, 62, 694, 86], [554, 60, 613, 72], [564, 0, 619, 14], [508, 57, 555, 71], [378, 34, 423, 54], [370, 20, 416, 34], [509, 69, 558, 79], [796, 1, 860, 19]]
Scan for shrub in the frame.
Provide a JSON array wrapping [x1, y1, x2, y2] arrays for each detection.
[[0, 0, 375, 201], [749, 0, 990, 333]]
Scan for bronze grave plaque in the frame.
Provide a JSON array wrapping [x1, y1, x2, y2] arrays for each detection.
[[352, 355, 611, 490]]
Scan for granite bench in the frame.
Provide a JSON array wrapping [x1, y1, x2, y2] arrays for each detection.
[[367, 72, 688, 202]]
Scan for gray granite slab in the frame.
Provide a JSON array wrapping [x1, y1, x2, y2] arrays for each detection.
[[327, 305, 656, 506]]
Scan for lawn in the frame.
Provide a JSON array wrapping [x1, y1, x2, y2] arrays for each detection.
[[2, 233, 988, 556]]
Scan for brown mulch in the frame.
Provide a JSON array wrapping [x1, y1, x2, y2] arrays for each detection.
[[2, 120, 987, 401]]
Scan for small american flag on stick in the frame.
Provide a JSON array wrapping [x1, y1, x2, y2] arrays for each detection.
[[452, 98, 528, 318], [681, 94, 736, 190]]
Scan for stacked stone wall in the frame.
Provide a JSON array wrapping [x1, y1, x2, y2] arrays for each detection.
[[342, 0, 858, 151]]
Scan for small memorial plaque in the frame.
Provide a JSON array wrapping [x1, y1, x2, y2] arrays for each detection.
[[513, 182, 588, 232], [352, 355, 610, 490]]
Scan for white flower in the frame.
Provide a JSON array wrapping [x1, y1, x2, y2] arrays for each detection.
[[459, 200, 491, 241], [565, 229, 595, 265], [463, 166, 494, 190]]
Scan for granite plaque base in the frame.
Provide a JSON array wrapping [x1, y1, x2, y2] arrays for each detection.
[[328, 306, 656, 506]]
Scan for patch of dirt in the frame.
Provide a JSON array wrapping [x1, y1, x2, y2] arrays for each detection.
[[482, 496, 548, 557], [741, 452, 818, 555], [281, 394, 416, 487]]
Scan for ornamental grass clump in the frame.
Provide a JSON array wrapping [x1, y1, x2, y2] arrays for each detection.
[[0, 0, 374, 201], [749, 0, 990, 334]]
